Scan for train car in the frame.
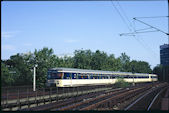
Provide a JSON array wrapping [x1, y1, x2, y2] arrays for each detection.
[[46, 68, 158, 87]]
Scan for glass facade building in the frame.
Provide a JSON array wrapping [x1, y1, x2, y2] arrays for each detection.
[[160, 44, 169, 66]]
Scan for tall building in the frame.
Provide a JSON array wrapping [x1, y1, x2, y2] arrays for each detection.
[[160, 44, 169, 66]]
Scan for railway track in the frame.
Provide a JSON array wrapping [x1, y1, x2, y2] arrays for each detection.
[[23, 87, 123, 111], [24, 83, 161, 111], [2, 82, 167, 111], [124, 83, 168, 110], [47, 82, 167, 110], [52, 88, 128, 111]]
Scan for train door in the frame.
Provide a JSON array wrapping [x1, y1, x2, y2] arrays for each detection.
[[63, 73, 72, 86]]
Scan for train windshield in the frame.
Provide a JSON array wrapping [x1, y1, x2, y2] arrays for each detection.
[[47, 70, 62, 79]]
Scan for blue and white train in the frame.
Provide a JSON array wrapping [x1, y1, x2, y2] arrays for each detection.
[[46, 68, 158, 87]]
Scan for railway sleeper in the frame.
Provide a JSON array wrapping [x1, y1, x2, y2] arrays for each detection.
[[82, 86, 152, 110], [23, 91, 99, 111]]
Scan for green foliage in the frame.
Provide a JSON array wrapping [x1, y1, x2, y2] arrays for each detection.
[[90, 50, 108, 70], [129, 60, 152, 73], [1, 48, 154, 87], [114, 77, 131, 88], [1, 62, 15, 86], [153, 64, 169, 82], [3, 54, 32, 86], [33, 47, 58, 87], [73, 49, 92, 69], [119, 53, 130, 72]]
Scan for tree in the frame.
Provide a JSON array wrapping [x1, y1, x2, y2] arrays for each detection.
[[1, 62, 15, 86], [119, 53, 130, 72], [153, 64, 169, 82], [33, 47, 58, 87], [129, 60, 152, 73], [1, 47, 157, 87], [90, 50, 108, 70], [73, 49, 92, 69], [3, 53, 32, 86]]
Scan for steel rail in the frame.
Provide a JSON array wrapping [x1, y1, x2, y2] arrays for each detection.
[[124, 83, 168, 110], [51, 83, 161, 110], [52, 88, 125, 111], [147, 86, 168, 111], [80, 86, 150, 110]]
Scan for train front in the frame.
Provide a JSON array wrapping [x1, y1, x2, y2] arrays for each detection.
[[46, 69, 63, 87]]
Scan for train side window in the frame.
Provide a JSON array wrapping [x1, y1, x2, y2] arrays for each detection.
[[99, 75, 101, 79], [151, 76, 154, 78], [78, 74, 82, 79], [104, 76, 105, 79], [93, 75, 96, 79], [98, 75, 100, 79], [90, 74, 93, 79], [95, 74, 99, 79], [64, 73, 70, 79], [72, 73, 78, 79], [97, 74, 100, 79], [97, 74, 98, 79], [84, 75, 88, 79], [71, 73, 75, 79], [123, 75, 127, 78], [94, 75, 97, 79], [78, 75, 83, 79], [107, 75, 109, 79], [95, 74, 98, 79], [112, 75, 115, 79]]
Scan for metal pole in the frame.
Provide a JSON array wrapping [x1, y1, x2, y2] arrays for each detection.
[[33, 66, 36, 91], [168, 1, 169, 83]]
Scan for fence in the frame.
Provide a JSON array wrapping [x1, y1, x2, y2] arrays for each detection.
[[1, 84, 117, 110]]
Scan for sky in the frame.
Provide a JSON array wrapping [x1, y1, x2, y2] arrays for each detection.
[[1, 1, 168, 69]]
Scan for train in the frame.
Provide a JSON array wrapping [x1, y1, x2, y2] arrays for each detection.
[[46, 67, 158, 87]]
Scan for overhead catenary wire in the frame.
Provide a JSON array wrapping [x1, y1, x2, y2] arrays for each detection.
[[116, 0, 133, 29], [135, 27, 154, 32], [134, 16, 169, 19], [133, 17, 169, 35], [111, 1, 133, 32], [110, 0, 159, 59], [130, 19, 157, 57], [120, 30, 159, 36]]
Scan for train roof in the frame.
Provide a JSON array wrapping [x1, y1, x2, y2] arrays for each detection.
[[49, 67, 156, 76]]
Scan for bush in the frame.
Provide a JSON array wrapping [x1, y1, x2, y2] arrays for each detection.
[[114, 77, 131, 88]]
